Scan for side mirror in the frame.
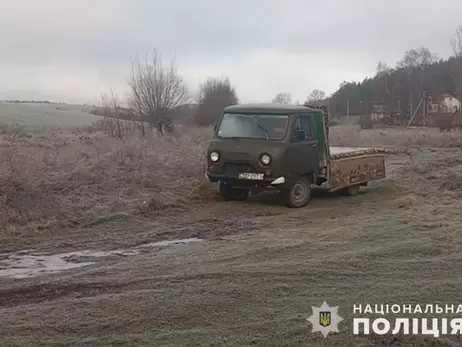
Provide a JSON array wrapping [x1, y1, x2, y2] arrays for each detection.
[[213, 125, 218, 132]]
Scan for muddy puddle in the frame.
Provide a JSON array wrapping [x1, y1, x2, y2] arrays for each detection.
[[0, 238, 203, 279]]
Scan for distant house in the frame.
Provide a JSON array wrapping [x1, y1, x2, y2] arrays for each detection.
[[427, 94, 461, 114], [426, 94, 462, 129], [367, 103, 390, 121]]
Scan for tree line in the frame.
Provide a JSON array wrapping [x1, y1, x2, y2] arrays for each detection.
[[98, 49, 329, 139], [97, 25, 462, 137], [271, 89, 326, 105], [330, 26, 462, 117]]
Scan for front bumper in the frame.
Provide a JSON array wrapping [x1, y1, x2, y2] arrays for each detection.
[[205, 172, 285, 186]]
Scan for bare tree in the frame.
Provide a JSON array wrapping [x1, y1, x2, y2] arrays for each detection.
[[194, 76, 238, 126], [306, 89, 326, 103], [397, 50, 418, 113], [376, 61, 392, 95], [397, 46, 437, 112], [397, 47, 437, 81], [128, 49, 189, 135], [452, 25, 462, 57], [451, 26, 462, 99], [272, 92, 292, 104], [376, 61, 391, 74], [97, 89, 138, 139], [100, 89, 123, 139]]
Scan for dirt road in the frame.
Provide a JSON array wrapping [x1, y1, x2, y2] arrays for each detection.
[[2, 146, 462, 346]]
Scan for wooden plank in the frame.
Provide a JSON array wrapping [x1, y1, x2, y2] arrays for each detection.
[[329, 147, 386, 160]]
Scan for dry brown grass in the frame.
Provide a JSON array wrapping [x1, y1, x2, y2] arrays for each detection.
[[4, 121, 462, 234], [6, 122, 462, 346], [330, 124, 462, 149], [0, 124, 213, 232]]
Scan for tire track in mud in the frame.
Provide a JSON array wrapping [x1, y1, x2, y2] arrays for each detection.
[[0, 184, 400, 308], [0, 281, 132, 308]]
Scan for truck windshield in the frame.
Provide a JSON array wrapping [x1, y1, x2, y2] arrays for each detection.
[[217, 113, 289, 140]]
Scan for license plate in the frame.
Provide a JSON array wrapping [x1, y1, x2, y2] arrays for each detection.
[[238, 173, 264, 180]]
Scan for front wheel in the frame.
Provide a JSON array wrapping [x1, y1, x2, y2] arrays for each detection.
[[219, 182, 249, 201], [281, 176, 312, 208]]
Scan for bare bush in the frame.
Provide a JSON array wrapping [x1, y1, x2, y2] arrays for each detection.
[[128, 49, 190, 135], [99, 89, 126, 139], [0, 124, 28, 138], [94, 89, 151, 139], [90, 118, 140, 139], [194, 77, 238, 126]]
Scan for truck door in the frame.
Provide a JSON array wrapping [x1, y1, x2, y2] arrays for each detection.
[[288, 114, 319, 176]]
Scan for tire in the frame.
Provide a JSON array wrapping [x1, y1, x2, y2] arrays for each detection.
[[219, 182, 249, 201], [282, 176, 312, 208], [343, 185, 360, 196]]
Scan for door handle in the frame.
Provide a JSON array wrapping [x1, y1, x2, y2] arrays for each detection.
[[311, 143, 317, 147]]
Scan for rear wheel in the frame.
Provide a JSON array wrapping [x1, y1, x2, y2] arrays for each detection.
[[219, 182, 249, 201], [282, 176, 312, 208], [343, 184, 360, 196]]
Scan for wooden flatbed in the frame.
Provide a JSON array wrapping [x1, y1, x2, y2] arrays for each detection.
[[327, 147, 386, 190]]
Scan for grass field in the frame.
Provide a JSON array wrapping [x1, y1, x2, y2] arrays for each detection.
[[2, 121, 462, 346], [0, 102, 100, 127]]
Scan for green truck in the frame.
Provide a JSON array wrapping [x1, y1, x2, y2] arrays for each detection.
[[205, 103, 386, 207]]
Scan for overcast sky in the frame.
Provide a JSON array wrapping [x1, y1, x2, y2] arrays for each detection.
[[1, 0, 462, 105]]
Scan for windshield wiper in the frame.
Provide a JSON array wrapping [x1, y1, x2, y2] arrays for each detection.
[[257, 124, 269, 140], [253, 116, 269, 140]]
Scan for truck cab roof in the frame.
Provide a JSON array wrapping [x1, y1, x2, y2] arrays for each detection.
[[223, 103, 319, 115]]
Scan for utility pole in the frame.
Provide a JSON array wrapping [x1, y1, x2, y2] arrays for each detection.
[[407, 97, 423, 127], [347, 99, 350, 121], [422, 90, 427, 127], [410, 93, 413, 123]]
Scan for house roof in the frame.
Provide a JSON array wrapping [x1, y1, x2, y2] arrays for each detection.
[[428, 93, 459, 103]]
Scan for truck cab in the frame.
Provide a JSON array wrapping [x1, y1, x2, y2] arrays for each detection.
[[205, 103, 385, 207]]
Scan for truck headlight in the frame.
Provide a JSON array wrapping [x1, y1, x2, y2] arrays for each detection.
[[260, 153, 271, 165], [210, 151, 220, 162]]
